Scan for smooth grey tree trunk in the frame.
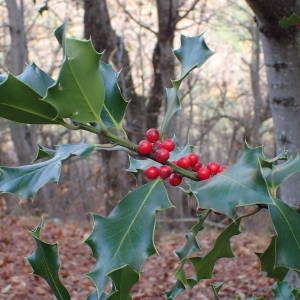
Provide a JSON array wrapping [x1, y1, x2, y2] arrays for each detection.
[[246, 0, 300, 287], [245, 0, 300, 208], [5, 0, 36, 164]]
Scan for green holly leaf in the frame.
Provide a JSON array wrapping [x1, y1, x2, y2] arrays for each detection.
[[266, 156, 300, 190], [85, 180, 173, 298], [167, 216, 240, 300], [27, 219, 70, 300], [165, 281, 186, 300], [160, 88, 180, 136], [211, 282, 223, 299], [100, 62, 127, 130], [269, 198, 300, 272], [279, 13, 300, 28], [17, 63, 55, 96], [0, 143, 95, 199], [173, 34, 214, 87], [0, 73, 61, 124], [45, 35, 105, 123], [272, 281, 298, 300], [161, 34, 213, 135], [190, 144, 272, 218], [106, 265, 139, 300], [190, 218, 241, 281], [256, 236, 288, 280]]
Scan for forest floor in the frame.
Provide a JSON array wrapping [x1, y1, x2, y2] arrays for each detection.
[[0, 215, 276, 300]]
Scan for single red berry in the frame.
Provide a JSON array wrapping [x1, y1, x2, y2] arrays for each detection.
[[187, 153, 199, 166], [137, 140, 152, 155], [177, 156, 192, 169], [162, 139, 175, 151], [197, 167, 211, 180], [154, 148, 170, 163], [207, 161, 220, 175], [169, 173, 182, 186], [296, 22, 300, 29], [146, 128, 160, 142], [152, 141, 163, 152], [159, 165, 172, 179], [193, 161, 203, 172], [144, 166, 159, 179]]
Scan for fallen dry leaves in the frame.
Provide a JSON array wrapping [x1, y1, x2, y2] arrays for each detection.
[[0, 216, 275, 299]]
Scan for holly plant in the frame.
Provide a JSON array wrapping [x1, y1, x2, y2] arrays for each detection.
[[0, 24, 300, 300]]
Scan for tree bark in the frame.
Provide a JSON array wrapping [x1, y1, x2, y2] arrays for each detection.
[[245, 0, 300, 209], [245, 0, 300, 288], [5, 0, 36, 164], [147, 0, 179, 128]]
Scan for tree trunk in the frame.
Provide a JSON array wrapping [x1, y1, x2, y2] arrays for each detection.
[[245, 0, 300, 287], [245, 0, 300, 209], [147, 0, 178, 128], [5, 0, 36, 164]]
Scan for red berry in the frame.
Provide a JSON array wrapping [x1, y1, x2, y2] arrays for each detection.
[[152, 141, 163, 152], [144, 166, 159, 179], [187, 153, 199, 166], [137, 140, 152, 155], [197, 167, 211, 180], [169, 173, 182, 186], [193, 161, 203, 172], [207, 161, 220, 175], [159, 165, 172, 179], [177, 156, 192, 169], [296, 22, 300, 29], [146, 128, 160, 142], [154, 148, 170, 163], [162, 139, 175, 151]]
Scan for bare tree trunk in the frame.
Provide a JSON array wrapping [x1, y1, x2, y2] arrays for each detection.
[[245, 0, 300, 287], [245, 0, 300, 209], [5, 0, 36, 164], [147, 0, 179, 128]]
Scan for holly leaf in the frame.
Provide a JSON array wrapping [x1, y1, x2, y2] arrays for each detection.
[[190, 144, 272, 218], [279, 13, 300, 28], [45, 34, 105, 123], [256, 236, 288, 280], [173, 34, 213, 87], [17, 63, 55, 96], [211, 282, 223, 299], [272, 281, 299, 300], [160, 88, 180, 136], [165, 281, 186, 300], [257, 236, 288, 280], [0, 73, 61, 124], [100, 62, 127, 130], [85, 180, 173, 298], [266, 156, 300, 189], [161, 34, 213, 135], [190, 218, 241, 281], [27, 219, 70, 300], [0, 143, 95, 199], [269, 198, 300, 272], [106, 265, 139, 300]]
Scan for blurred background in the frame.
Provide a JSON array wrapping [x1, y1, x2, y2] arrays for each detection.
[[0, 0, 274, 225]]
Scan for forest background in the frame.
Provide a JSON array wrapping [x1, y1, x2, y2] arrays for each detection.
[[0, 0, 280, 223]]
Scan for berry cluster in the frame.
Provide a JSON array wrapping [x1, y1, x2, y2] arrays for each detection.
[[137, 128, 226, 186]]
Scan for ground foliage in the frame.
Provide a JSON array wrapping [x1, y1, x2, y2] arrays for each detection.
[[0, 215, 276, 300]]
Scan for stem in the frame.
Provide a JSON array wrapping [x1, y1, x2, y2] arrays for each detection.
[[78, 122, 200, 181]]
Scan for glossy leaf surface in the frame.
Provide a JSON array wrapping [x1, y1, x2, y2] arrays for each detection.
[[0, 143, 95, 199], [27, 219, 70, 300], [100, 62, 127, 130], [85, 180, 173, 298], [190, 145, 272, 218]]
